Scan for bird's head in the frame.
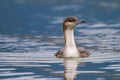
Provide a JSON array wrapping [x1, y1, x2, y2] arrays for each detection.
[[63, 16, 85, 30]]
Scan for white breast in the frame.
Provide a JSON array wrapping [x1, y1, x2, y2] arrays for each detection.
[[64, 47, 79, 57]]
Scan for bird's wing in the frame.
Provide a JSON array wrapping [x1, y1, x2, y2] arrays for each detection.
[[55, 48, 64, 58], [78, 47, 91, 58]]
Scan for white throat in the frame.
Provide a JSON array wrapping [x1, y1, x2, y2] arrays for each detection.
[[64, 29, 79, 57], [64, 29, 77, 48]]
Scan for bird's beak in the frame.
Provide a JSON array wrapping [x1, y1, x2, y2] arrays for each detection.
[[79, 20, 86, 24], [78, 20, 86, 24]]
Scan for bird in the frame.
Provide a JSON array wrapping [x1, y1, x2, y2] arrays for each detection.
[[55, 16, 91, 58]]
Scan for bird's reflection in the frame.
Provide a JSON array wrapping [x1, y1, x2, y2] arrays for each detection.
[[64, 58, 84, 80]]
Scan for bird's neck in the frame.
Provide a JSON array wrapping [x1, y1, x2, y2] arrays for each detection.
[[64, 29, 77, 48]]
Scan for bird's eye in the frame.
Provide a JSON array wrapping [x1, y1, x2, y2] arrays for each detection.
[[68, 19, 76, 22], [68, 19, 73, 22], [69, 19, 74, 22]]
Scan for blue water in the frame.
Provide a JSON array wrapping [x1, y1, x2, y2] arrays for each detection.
[[0, 0, 120, 80]]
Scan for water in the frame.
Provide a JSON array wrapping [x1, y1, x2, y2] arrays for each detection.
[[0, 0, 120, 80]]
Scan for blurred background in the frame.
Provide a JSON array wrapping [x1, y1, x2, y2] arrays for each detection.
[[0, 0, 120, 80], [0, 0, 120, 52]]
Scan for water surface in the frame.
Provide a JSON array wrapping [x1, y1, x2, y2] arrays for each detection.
[[0, 0, 120, 80]]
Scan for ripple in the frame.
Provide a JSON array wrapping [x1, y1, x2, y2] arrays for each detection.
[[0, 72, 34, 77], [0, 68, 16, 71]]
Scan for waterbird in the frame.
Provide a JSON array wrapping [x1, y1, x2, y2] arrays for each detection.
[[55, 16, 91, 58]]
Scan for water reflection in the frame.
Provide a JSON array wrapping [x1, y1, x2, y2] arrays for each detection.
[[64, 58, 79, 80], [0, 0, 120, 80], [0, 51, 120, 80]]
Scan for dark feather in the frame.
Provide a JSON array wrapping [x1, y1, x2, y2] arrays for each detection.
[[55, 48, 64, 58], [78, 47, 91, 58]]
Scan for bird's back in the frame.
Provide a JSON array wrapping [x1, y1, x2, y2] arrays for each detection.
[[55, 47, 90, 58]]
